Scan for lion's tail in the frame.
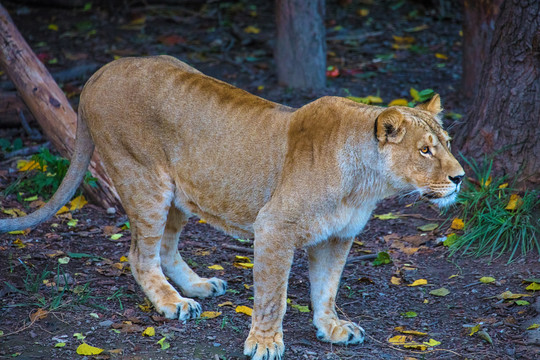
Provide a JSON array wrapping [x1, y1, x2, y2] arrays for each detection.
[[0, 113, 95, 232]]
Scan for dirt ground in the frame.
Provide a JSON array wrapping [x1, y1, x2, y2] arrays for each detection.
[[0, 1, 539, 359]]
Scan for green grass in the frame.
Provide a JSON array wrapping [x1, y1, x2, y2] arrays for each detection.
[[3, 148, 96, 200], [448, 155, 540, 263]]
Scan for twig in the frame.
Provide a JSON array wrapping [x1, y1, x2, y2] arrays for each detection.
[[347, 254, 377, 263], [3, 142, 49, 159], [327, 31, 384, 41], [222, 243, 254, 254]]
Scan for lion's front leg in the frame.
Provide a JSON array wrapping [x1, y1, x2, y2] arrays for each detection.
[[244, 227, 294, 360], [308, 237, 365, 345]]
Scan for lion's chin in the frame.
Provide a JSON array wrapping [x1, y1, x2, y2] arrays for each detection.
[[429, 193, 458, 208]]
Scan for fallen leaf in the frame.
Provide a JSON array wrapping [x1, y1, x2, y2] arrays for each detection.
[[443, 233, 459, 247], [291, 304, 310, 312], [54, 342, 66, 348], [417, 223, 438, 232], [157, 337, 170, 350], [469, 324, 481, 336], [394, 327, 428, 336], [450, 218, 464, 230], [497, 291, 531, 300], [70, 195, 87, 211], [449, 274, 459, 279], [527, 324, 539, 330], [67, 219, 78, 227], [435, 53, 448, 60], [388, 99, 408, 106], [479, 276, 496, 284], [429, 287, 450, 297], [480, 176, 492, 187], [423, 338, 441, 346], [218, 301, 234, 307], [89, 313, 99, 319], [244, 26, 260, 34], [498, 183, 508, 189], [30, 308, 49, 322], [410, 88, 420, 102], [515, 300, 530, 306], [17, 160, 46, 172], [408, 279, 428, 287], [234, 262, 254, 269], [120, 256, 129, 262], [13, 238, 26, 249], [58, 256, 70, 264], [2, 208, 27, 217], [48, 24, 58, 31], [142, 327, 155, 337], [477, 330, 493, 344], [526, 282, 540, 291], [373, 212, 400, 220], [235, 305, 252, 316], [9, 230, 28, 235], [76, 343, 104, 355], [56, 206, 70, 215], [401, 311, 418, 318], [110, 233, 123, 241], [208, 264, 224, 270], [24, 195, 38, 202], [393, 35, 415, 44], [506, 194, 523, 210], [403, 342, 427, 350], [388, 335, 406, 344], [198, 219, 207, 224], [200, 311, 221, 319], [73, 333, 86, 340], [391, 276, 402, 285]]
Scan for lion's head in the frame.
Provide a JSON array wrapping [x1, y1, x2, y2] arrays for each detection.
[[375, 95, 464, 207]]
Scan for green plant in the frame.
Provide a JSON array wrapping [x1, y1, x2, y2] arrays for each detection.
[[448, 155, 540, 262], [3, 148, 97, 200], [0, 138, 23, 153]]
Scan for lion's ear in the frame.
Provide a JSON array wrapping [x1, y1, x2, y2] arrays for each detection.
[[375, 108, 406, 144], [415, 94, 442, 114]]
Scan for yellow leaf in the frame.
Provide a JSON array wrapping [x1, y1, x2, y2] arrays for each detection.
[[48, 24, 59, 31], [235, 305, 253, 316], [120, 256, 129, 262], [234, 262, 254, 269], [479, 276, 496, 284], [480, 176, 492, 187], [157, 336, 170, 350], [388, 335, 406, 344], [391, 276, 402, 285], [448, 274, 459, 279], [70, 195, 87, 211], [497, 291, 531, 300], [76, 343, 104, 355], [55, 342, 66, 348], [410, 88, 420, 102], [110, 233, 123, 240], [450, 218, 464, 230], [56, 206, 70, 215], [373, 212, 400, 220], [505, 194, 523, 210], [218, 301, 234, 307], [244, 26, 260, 34], [257, 85, 264, 91], [2, 208, 27, 217], [526, 282, 540, 291], [353, 240, 363, 246], [469, 324, 481, 336], [13, 238, 26, 249], [527, 323, 540, 330], [394, 327, 427, 336], [208, 264, 224, 270], [423, 338, 441, 347], [244, 284, 254, 289], [357, 8, 369, 16], [498, 183, 508, 189], [142, 327, 155, 337], [388, 98, 409, 106], [17, 160, 47, 172], [9, 229, 29, 235], [435, 53, 448, 60], [67, 219, 78, 227], [200, 311, 221, 319], [198, 219, 207, 224], [393, 35, 415, 44], [112, 262, 123, 270], [367, 96, 383, 103], [403, 342, 426, 350], [408, 279, 428, 287], [235, 255, 251, 262]]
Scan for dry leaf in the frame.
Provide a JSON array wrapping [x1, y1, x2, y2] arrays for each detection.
[[479, 276, 495, 284], [208, 264, 224, 270], [142, 327, 155, 336], [429, 287, 450, 297], [157, 336, 170, 350], [70, 195, 87, 211], [244, 26, 260, 34], [417, 223, 438, 232], [373, 212, 400, 220], [30, 308, 49, 322], [389, 99, 408, 106], [505, 194, 523, 210], [403, 342, 427, 350], [200, 311, 221, 319], [527, 323, 540, 330], [408, 279, 428, 287], [55, 206, 70, 215], [235, 305, 253, 316], [497, 291, 531, 300], [394, 327, 427, 336], [120, 256, 129, 262], [423, 338, 441, 346], [526, 282, 540, 291], [388, 335, 406, 344], [435, 53, 448, 60], [218, 301, 234, 307], [76, 343, 104, 355], [391, 276, 402, 285], [234, 262, 254, 269], [450, 218, 464, 230]]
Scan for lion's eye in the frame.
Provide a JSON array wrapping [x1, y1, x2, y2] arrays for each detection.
[[420, 146, 431, 155]]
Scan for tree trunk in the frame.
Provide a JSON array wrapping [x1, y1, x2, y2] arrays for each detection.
[[275, 0, 326, 90], [461, 0, 504, 98], [457, 0, 540, 188], [0, 4, 121, 209]]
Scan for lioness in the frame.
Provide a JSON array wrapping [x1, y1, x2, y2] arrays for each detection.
[[0, 56, 464, 359]]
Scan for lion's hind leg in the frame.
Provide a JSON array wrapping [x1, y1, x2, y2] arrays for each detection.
[[160, 206, 227, 298], [308, 237, 365, 345]]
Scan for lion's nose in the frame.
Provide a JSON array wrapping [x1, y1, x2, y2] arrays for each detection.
[[448, 175, 464, 185]]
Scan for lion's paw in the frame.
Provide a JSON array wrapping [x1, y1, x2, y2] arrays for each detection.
[[158, 298, 202, 321], [315, 318, 365, 345], [244, 331, 285, 360], [182, 277, 227, 298]]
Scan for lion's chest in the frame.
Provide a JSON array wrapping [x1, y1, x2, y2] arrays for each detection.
[[333, 205, 375, 239]]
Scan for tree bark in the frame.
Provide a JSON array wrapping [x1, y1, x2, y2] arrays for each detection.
[[457, 0, 540, 188], [0, 4, 121, 209], [461, 0, 504, 98], [275, 0, 326, 90]]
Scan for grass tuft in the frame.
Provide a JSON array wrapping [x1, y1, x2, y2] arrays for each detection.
[[448, 155, 540, 263]]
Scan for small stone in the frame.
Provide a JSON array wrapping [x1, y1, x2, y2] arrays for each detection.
[[99, 320, 113, 327], [213, 342, 220, 347], [106, 207, 116, 214]]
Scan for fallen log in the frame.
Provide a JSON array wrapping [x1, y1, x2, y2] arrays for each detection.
[[0, 4, 121, 210]]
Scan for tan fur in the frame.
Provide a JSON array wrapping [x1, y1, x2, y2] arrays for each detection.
[[1, 56, 464, 360]]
